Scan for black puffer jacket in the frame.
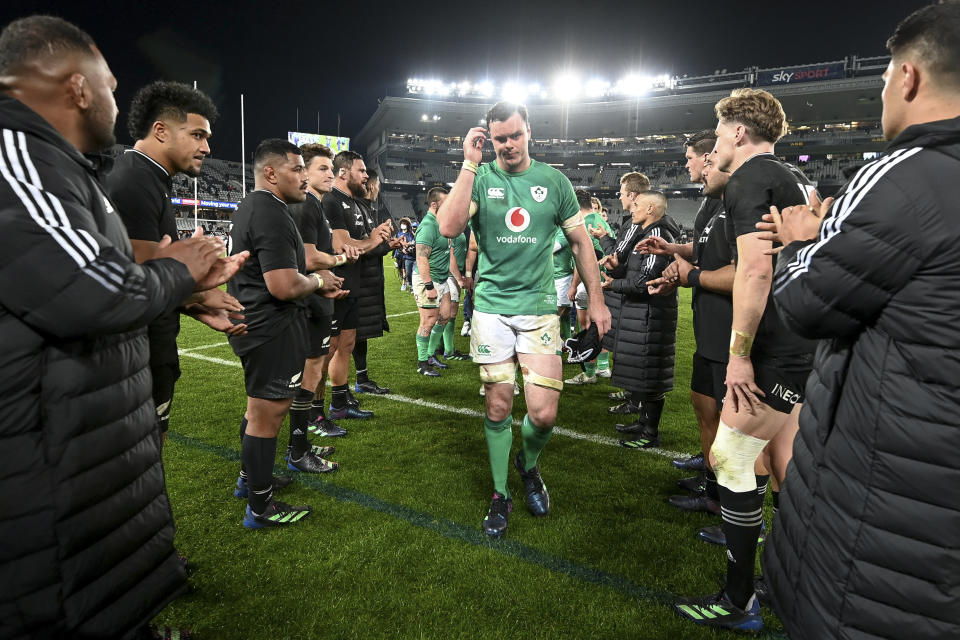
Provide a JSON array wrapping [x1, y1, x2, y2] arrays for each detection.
[[0, 96, 192, 639], [355, 199, 390, 340], [602, 218, 678, 398], [764, 116, 960, 640]]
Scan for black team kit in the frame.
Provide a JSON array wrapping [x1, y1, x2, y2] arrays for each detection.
[[105, 149, 181, 436], [228, 189, 313, 527], [321, 185, 372, 418], [289, 189, 348, 438], [676, 153, 817, 627]]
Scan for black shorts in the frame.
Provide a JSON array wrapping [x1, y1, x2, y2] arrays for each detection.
[[331, 296, 359, 337], [239, 324, 308, 400], [307, 313, 333, 358], [690, 352, 726, 411], [753, 355, 813, 414], [151, 360, 180, 434]]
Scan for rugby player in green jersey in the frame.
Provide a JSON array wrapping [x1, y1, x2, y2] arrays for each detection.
[[437, 102, 611, 538]]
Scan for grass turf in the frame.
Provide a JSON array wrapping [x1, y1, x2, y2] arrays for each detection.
[[156, 257, 783, 639]]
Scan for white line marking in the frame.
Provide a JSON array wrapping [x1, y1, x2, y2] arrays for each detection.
[[178, 345, 689, 459], [178, 342, 231, 354], [386, 310, 418, 318]]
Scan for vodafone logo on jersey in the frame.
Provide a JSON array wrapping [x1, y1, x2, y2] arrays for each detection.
[[505, 207, 531, 233]]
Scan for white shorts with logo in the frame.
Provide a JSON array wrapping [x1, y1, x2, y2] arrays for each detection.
[[413, 271, 449, 308], [574, 282, 590, 310], [446, 276, 461, 303], [554, 274, 574, 306], [469, 310, 562, 363]]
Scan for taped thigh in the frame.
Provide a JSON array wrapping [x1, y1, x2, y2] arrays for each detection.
[[479, 362, 516, 385], [711, 420, 768, 492], [520, 364, 563, 391]]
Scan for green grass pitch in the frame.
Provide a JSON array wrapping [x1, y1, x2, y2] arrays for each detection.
[[156, 257, 784, 639]]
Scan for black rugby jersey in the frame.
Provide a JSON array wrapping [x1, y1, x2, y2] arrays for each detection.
[[105, 149, 180, 364], [321, 186, 367, 291], [289, 190, 334, 317], [227, 190, 306, 354], [692, 197, 734, 362], [723, 153, 817, 359]]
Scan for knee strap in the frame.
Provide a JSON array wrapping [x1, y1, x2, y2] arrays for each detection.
[[480, 362, 517, 385], [520, 365, 563, 392], [711, 420, 768, 492]]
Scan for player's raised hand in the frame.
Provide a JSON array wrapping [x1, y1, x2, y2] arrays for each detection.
[[463, 127, 487, 164]]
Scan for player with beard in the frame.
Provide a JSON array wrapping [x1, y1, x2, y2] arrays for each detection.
[[106, 81, 246, 448], [228, 139, 345, 528], [437, 101, 611, 538], [321, 150, 392, 419], [288, 143, 360, 453], [674, 89, 817, 632]]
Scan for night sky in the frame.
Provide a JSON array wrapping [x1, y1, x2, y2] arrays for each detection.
[[3, 1, 930, 160]]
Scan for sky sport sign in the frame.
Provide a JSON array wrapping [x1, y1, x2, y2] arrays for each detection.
[[756, 61, 845, 86]]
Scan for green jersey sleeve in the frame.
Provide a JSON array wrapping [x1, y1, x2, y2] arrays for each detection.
[[554, 173, 580, 226]]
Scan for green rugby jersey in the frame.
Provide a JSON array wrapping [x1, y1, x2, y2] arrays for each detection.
[[451, 232, 468, 273], [470, 159, 579, 315], [584, 211, 613, 274], [414, 212, 451, 281], [552, 228, 574, 279]]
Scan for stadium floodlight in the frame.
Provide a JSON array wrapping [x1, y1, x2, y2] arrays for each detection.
[[501, 81, 528, 104], [456, 81, 472, 96], [552, 72, 582, 102], [421, 114, 429, 121], [613, 74, 649, 96], [585, 78, 610, 98], [477, 80, 495, 97], [527, 82, 546, 99]]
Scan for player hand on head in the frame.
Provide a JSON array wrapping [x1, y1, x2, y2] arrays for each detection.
[[757, 194, 833, 254], [463, 127, 487, 164]]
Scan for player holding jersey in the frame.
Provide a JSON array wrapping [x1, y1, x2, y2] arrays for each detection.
[[437, 102, 611, 538]]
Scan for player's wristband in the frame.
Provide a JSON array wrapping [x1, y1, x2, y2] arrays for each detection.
[[313, 273, 324, 290], [424, 281, 435, 290], [334, 254, 347, 266], [462, 160, 479, 175], [464, 271, 473, 278], [729, 329, 754, 358], [687, 268, 701, 288]]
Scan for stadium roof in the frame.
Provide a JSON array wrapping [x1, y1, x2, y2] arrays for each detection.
[[354, 75, 883, 151]]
